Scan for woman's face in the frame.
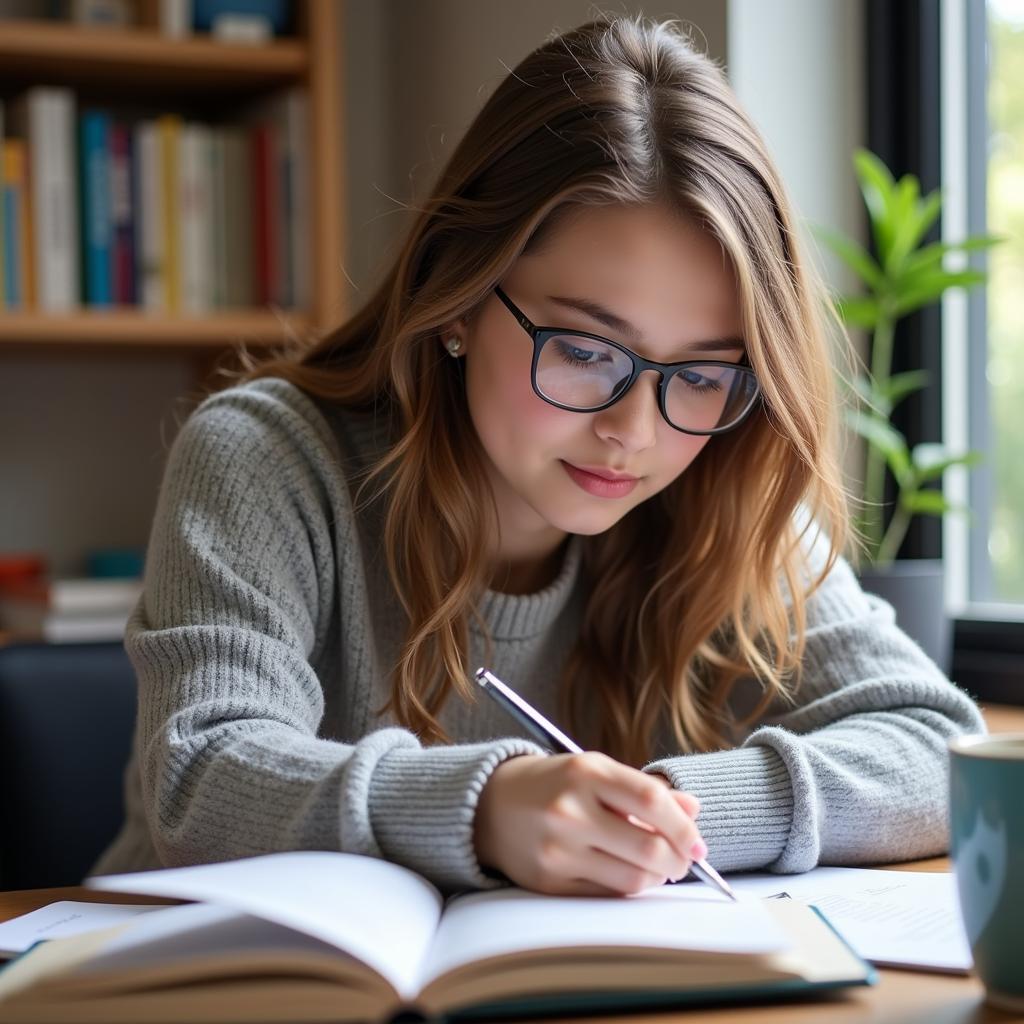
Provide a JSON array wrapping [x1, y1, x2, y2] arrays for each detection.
[[454, 202, 746, 577]]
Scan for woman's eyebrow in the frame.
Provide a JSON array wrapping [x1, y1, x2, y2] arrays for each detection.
[[546, 294, 745, 353]]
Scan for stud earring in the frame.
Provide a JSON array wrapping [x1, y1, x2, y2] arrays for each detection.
[[446, 336, 463, 356]]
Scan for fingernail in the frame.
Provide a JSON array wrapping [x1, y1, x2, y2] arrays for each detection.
[[690, 838, 708, 861]]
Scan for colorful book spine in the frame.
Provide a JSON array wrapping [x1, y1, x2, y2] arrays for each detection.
[[0, 88, 302, 317], [2, 140, 26, 308], [80, 109, 113, 307], [158, 113, 182, 312], [110, 121, 136, 306], [251, 121, 275, 308]]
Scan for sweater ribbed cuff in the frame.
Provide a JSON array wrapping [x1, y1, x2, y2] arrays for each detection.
[[368, 738, 547, 892], [642, 745, 794, 873]]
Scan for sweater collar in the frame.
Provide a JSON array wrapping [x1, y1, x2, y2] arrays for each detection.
[[474, 535, 583, 641]]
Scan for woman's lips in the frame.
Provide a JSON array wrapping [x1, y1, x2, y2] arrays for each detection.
[[561, 461, 640, 498]]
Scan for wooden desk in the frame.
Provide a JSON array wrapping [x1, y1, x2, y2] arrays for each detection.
[[2, 703, 1022, 1024]]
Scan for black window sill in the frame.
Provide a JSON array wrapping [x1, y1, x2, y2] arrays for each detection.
[[953, 618, 1024, 705]]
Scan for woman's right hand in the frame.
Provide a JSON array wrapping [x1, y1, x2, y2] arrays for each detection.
[[473, 752, 706, 896]]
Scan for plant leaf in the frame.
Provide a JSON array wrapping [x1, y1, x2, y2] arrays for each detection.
[[834, 295, 881, 329], [891, 269, 988, 317], [910, 444, 984, 482], [853, 149, 896, 265], [889, 188, 942, 272], [883, 175, 927, 273], [903, 235, 1004, 280], [848, 410, 912, 484], [881, 370, 930, 408], [902, 489, 954, 516], [813, 225, 885, 290]]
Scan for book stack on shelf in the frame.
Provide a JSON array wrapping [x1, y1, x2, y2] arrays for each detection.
[[0, 85, 309, 316], [0, 552, 143, 644]]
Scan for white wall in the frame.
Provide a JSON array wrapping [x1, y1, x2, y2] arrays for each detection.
[[342, 0, 728, 300], [727, 0, 866, 294]]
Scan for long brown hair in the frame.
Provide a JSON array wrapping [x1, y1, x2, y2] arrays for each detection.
[[244, 14, 849, 766]]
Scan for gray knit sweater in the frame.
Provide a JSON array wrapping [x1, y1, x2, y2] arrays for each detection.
[[93, 377, 985, 890]]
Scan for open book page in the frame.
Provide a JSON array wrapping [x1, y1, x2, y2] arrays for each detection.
[[417, 883, 792, 990], [728, 867, 971, 972], [73, 904, 355, 976], [0, 902, 165, 958], [89, 851, 443, 997]]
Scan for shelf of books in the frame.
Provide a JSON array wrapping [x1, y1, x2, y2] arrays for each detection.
[[0, 0, 344, 646], [0, 0, 344, 351]]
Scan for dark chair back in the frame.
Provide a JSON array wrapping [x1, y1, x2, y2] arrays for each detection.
[[0, 642, 136, 890]]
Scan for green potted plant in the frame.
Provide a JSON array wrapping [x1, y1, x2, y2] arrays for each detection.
[[816, 149, 1000, 671]]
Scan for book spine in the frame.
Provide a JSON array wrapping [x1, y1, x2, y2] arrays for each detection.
[[158, 113, 181, 312], [50, 580, 143, 615], [222, 126, 253, 309], [273, 99, 291, 308], [179, 122, 212, 313], [209, 127, 227, 309], [0, 99, 4, 312], [251, 122, 274, 307], [199, 124, 217, 311], [29, 88, 80, 311], [160, 0, 192, 37], [110, 120, 136, 306], [287, 88, 310, 312], [135, 120, 165, 311], [2, 140, 25, 308], [43, 611, 132, 644], [80, 109, 113, 307]]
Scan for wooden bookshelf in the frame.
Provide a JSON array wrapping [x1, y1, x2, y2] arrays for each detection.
[[0, 0, 346, 351], [0, 19, 307, 90], [0, 309, 311, 348]]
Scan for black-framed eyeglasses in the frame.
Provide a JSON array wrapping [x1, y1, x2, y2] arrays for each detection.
[[493, 285, 761, 436]]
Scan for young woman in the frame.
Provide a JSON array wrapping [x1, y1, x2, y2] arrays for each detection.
[[95, 15, 984, 896]]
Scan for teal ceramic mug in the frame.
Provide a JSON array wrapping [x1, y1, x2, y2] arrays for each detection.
[[949, 733, 1024, 1011]]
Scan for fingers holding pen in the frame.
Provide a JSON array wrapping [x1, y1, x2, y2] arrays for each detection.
[[582, 757, 706, 870], [473, 751, 707, 896]]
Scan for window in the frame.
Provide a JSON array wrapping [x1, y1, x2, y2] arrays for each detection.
[[943, 0, 1024, 621]]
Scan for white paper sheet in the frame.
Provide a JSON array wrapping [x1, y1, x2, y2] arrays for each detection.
[[728, 867, 971, 972], [0, 902, 164, 958]]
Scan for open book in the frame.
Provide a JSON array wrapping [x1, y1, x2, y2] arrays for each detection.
[[0, 851, 874, 1023]]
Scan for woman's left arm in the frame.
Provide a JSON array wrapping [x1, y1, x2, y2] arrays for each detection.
[[643, 554, 986, 874]]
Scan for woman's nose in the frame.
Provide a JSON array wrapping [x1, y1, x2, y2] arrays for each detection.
[[592, 370, 661, 452]]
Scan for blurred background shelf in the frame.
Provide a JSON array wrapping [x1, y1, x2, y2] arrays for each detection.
[[0, 310, 311, 348], [0, 18, 308, 92]]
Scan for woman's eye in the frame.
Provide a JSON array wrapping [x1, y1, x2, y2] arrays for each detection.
[[679, 369, 724, 392], [553, 338, 610, 366]]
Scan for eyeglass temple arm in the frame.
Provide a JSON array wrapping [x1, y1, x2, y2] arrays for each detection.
[[493, 285, 536, 335]]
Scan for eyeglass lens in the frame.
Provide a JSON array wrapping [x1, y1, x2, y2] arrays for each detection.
[[535, 334, 756, 432]]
